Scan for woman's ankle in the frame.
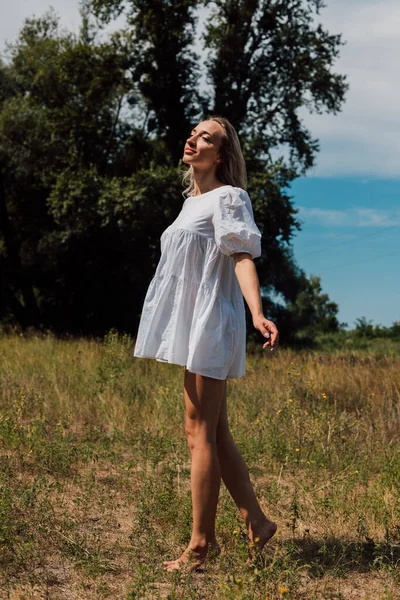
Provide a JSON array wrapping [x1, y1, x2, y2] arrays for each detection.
[[189, 535, 217, 551]]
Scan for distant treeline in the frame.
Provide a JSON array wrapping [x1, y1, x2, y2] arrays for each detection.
[[0, 1, 349, 344], [309, 318, 400, 352]]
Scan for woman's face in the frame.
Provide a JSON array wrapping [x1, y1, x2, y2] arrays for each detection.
[[182, 120, 225, 170]]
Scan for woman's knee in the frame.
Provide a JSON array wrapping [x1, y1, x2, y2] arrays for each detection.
[[185, 419, 217, 452]]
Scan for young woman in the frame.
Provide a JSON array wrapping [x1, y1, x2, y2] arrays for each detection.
[[134, 116, 279, 571]]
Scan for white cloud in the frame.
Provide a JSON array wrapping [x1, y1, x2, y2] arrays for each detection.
[[0, 1, 81, 50], [0, 1, 124, 56], [298, 206, 400, 227], [324, 233, 358, 240], [303, 0, 400, 177], [298, 207, 349, 226]]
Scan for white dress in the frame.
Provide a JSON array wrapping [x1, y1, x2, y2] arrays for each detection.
[[133, 185, 262, 380]]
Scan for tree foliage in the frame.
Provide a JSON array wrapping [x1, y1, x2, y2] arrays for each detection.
[[0, 1, 348, 340], [278, 274, 340, 344]]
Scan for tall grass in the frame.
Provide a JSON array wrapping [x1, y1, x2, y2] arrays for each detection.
[[0, 330, 399, 599]]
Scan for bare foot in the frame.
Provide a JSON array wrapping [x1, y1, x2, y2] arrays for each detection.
[[163, 540, 221, 572], [247, 519, 277, 562]]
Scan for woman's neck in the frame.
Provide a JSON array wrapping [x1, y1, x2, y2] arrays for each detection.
[[192, 169, 223, 197]]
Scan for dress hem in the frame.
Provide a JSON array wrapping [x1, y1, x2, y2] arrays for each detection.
[[133, 353, 244, 380]]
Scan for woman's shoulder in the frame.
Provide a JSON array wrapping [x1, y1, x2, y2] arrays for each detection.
[[217, 186, 252, 208], [217, 185, 249, 198]]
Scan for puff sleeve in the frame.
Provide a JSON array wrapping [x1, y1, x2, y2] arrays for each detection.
[[212, 187, 262, 259]]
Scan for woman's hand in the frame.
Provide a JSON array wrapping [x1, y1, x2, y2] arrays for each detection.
[[252, 315, 279, 351]]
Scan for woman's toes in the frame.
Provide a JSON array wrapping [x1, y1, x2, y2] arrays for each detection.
[[163, 557, 201, 573], [165, 560, 182, 572], [163, 542, 220, 572]]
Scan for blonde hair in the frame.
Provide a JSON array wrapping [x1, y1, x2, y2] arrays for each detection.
[[182, 116, 247, 197]]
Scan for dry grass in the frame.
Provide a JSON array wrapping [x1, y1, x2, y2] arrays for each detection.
[[0, 330, 399, 599]]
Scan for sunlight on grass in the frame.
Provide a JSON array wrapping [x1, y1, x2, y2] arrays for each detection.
[[0, 330, 399, 598]]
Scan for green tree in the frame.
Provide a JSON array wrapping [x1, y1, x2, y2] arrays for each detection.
[[0, 1, 347, 338], [0, 12, 137, 330], [279, 275, 340, 344], [91, 0, 203, 162], [205, 0, 346, 171]]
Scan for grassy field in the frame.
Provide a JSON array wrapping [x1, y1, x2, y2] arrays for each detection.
[[0, 330, 400, 599]]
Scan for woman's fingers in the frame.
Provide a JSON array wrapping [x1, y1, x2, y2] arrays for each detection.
[[263, 333, 271, 349], [263, 320, 279, 350]]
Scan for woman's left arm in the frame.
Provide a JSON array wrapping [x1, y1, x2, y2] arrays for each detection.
[[232, 252, 279, 350]]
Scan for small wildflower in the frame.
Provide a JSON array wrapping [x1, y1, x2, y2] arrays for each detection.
[[279, 586, 289, 595], [295, 448, 300, 452], [288, 399, 293, 403], [354, 470, 359, 474], [236, 578, 242, 584], [306, 461, 310, 465], [276, 409, 282, 414], [233, 530, 239, 535], [254, 537, 260, 543]]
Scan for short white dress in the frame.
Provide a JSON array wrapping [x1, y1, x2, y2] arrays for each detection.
[[133, 185, 262, 380]]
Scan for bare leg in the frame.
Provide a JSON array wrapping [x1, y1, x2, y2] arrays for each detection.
[[163, 368, 224, 572], [216, 380, 277, 550]]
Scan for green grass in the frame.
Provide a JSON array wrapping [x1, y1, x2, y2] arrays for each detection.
[[0, 330, 400, 599]]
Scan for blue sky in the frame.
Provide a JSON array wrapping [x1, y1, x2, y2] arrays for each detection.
[[1, 0, 399, 328], [289, 0, 400, 327], [290, 178, 400, 327]]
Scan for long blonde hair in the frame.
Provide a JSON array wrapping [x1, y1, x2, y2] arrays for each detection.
[[182, 116, 247, 197]]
